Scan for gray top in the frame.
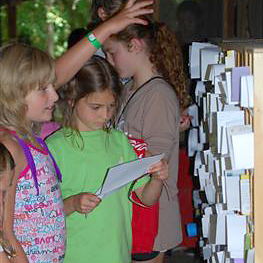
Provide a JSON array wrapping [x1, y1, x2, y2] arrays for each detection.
[[116, 77, 182, 250]]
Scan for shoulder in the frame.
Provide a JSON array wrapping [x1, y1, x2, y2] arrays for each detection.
[[109, 129, 128, 142], [45, 128, 64, 145], [0, 131, 24, 163], [109, 129, 132, 148], [0, 130, 27, 176], [144, 78, 177, 98]]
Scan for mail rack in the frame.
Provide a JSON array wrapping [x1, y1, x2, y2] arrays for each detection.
[[188, 40, 263, 263], [220, 40, 263, 263]]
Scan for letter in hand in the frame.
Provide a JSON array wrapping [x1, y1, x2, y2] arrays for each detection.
[[73, 192, 101, 215], [147, 159, 169, 181]]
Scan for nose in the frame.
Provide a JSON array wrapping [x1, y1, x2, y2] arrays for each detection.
[[100, 107, 112, 120], [49, 85, 59, 103]]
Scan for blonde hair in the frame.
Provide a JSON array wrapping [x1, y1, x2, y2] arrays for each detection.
[[0, 143, 16, 258], [0, 43, 56, 142]]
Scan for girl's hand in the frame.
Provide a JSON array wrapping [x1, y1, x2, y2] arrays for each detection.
[[106, 0, 154, 35], [180, 114, 192, 132], [73, 193, 101, 214], [147, 159, 169, 181]]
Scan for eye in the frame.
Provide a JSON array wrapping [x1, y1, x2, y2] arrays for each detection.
[[39, 86, 48, 91], [90, 105, 100, 110]]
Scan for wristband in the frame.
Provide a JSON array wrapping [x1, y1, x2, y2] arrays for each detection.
[[86, 32, 101, 49]]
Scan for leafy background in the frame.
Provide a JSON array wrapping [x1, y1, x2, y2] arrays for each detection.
[[0, 0, 91, 57]]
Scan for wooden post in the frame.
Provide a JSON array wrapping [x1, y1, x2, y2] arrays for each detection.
[[253, 48, 263, 263], [153, 0, 160, 22], [7, 1, 16, 40], [223, 0, 236, 38]]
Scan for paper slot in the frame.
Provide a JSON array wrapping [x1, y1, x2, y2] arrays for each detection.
[[190, 42, 218, 79], [231, 67, 250, 103], [240, 75, 254, 108]]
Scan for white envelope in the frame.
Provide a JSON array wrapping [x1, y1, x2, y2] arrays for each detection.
[[240, 75, 254, 108]]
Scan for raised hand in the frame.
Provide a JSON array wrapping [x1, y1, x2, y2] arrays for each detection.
[[106, 0, 154, 35]]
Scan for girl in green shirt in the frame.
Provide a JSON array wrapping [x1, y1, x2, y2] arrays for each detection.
[[46, 55, 168, 263]]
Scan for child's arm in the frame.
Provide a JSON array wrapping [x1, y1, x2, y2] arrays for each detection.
[[2, 138, 29, 263], [0, 251, 12, 263], [55, 0, 153, 87], [63, 193, 101, 216], [135, 159, 168, 206]]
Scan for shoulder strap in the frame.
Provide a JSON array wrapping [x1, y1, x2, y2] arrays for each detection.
[[117, 76, 164, 125], [11, 131, 62, 196], [35, 136, 62, 182], [12, 133, 40, 195]]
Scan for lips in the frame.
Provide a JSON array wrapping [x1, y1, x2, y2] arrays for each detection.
[[45, 105, 55, 111]]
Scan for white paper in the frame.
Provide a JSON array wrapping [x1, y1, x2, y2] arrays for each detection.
[[207, 64, 225, 85], [202, 244, 212, 260], [240, 75, 254, 108], [190, 42, 218, 79], [216, 111, 244, 154], [225, 176, 240, 211], [246, 248, 255, 263], [96, 153, 164, 199], [195, 81, 206, 103], [216, 214, 226, 245], [226, 214, 247, 259], [240, 178, 251, 215], [226, 125, 254, 170], [188, 104, 199, 127], [225, 50, 236, 69], [201, 47, 220, 81]]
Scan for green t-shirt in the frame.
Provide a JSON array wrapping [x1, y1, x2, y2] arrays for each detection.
[[46, 128, 148, 263]]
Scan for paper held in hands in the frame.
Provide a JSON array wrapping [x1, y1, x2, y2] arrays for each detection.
[[96, 153, 165, 199]]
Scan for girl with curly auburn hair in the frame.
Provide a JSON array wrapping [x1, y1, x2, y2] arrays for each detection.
[[103, 16, 191, 263]]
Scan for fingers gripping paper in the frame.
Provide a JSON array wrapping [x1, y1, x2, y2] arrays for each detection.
[[96, 154, 165, 199]]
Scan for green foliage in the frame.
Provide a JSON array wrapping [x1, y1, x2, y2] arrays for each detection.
[[15, 0, 91, 57]]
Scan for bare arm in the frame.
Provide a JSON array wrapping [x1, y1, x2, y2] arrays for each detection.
[[63, 193, 101, 216], [4, 167, 29, 263], [0, 251, 12, 263], [55, 0, 153, 87], [2, 137, 29, 263], [135, 159, 168, 206]]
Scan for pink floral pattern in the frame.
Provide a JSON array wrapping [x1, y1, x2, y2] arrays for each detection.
[[13, 145, 65, 263]]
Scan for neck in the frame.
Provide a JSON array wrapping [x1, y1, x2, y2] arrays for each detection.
[[132, 68, 159, 91]]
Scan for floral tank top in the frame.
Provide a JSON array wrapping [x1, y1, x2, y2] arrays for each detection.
[[13, 136, 65, 263]]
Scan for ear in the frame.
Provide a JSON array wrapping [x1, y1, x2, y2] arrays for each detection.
[[128, 38, 145, 53], [97, 7, 108, 21]]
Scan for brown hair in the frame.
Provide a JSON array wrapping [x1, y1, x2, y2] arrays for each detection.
[[90, 0, 127, 24], [57, 55, 121, 147], [111, 19, 191, 110], [0, 43, 56, 142]]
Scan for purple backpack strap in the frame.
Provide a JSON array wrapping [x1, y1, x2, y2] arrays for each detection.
[[13, 135, 40, 195], [35, 136, 62, 182], [13, 132, 62, 196]]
